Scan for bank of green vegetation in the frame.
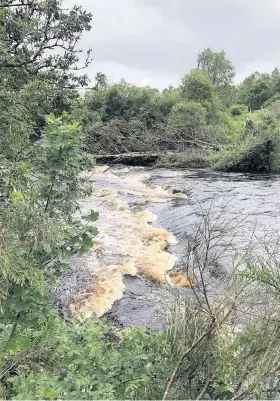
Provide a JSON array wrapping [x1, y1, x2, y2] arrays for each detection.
[[80, 49, 280, 173], [2, 1, 280, 400]]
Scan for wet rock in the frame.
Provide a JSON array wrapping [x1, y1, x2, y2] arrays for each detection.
[[107, 276, 167, 330]]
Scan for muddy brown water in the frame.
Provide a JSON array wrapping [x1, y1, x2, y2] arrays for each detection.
[[54, 166, 280, 330]]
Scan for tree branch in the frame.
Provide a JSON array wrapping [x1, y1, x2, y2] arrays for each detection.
[[162, 317, 216, 401], [196, 375, 212, 400]]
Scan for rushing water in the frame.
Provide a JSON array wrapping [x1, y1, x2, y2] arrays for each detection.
[[55, 166, 280, 329]]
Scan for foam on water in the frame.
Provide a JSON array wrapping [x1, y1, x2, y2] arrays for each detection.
[[68, 166, 188, 318]]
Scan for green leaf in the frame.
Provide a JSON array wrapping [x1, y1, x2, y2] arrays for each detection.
[[82, 210, 99, 222], [80, 243, 93, 254], [88, 227, 98, 236]]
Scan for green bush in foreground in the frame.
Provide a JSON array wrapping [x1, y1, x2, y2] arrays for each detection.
[[3, 268, 280, 401], [1, 317, 169, 400]]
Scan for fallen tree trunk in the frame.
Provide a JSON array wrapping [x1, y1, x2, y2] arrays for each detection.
[[96, 152, 161, 166]]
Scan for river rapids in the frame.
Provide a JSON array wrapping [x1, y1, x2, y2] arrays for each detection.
[[54, 166, 280, 329], [54, 165, 190, 328]]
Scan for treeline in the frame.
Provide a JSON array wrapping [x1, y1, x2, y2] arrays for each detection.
[[79, 50, 280, 172]]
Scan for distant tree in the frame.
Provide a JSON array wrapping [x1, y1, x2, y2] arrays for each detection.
[[154, 88, 182, 117], [100, 82, 158, 125], [94, 73, 108, 91], [197, 48, 235, 86], [181, 69, 215, 103], [163, 85, 175, 93], [271, 68, 280, 89], [180, 69, 219, 122], [217, 85, 237, 108], [238, 72, 272, 111]]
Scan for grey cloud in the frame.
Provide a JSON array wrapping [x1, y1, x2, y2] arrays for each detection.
[[68, 0, 280, 88], [137, 0, 280, 66]]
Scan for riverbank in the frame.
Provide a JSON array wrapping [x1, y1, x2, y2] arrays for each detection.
[[95, 148, 211, 168], [96, 139, 277, 173]]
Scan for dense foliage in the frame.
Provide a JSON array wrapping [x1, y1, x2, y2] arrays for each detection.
[[2, 1, 280, 400], [79, 49, 280, 172], [0, 0, 99, 398]]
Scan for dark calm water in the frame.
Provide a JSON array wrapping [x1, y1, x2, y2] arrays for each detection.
[[148, 168, 280, 273]]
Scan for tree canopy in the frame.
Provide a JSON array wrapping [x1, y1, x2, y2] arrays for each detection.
[[197, 47, 235, 86], [0, 0, 92, 88]]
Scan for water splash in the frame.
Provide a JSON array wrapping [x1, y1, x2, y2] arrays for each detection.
[[69, 166, 188, 318]]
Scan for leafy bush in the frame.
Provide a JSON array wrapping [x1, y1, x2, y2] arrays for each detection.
[[157, 148, 211, 168], [2, 316, 169, 400], [0, 114, 98, 390], [167, 101, 207, 143], [211, 139, 274, 172], [230, 104, 247, 116], [212, 106, 280, 172]]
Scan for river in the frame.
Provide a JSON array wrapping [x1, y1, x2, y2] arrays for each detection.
[[149, 168, 280, 270], [53, 166, 280, 329]]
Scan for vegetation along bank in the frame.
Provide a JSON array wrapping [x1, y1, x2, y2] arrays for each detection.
[[86, 50, 280, 172], [2, 0, 280, 400]]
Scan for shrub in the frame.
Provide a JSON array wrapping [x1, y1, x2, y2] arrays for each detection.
[[230, 104, 247, 116], [211, 139, 274, 172], [157, 148, 211, 168], [167, 101, 207, 144], [3, 316, 170, 400], [161, 211, 280, 400]]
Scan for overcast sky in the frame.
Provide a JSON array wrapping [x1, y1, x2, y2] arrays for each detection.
[[68, 0, 280, 89]]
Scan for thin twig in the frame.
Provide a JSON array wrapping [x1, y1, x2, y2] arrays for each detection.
[[196, 375, 212, 400], [162, 317, 216, 401]]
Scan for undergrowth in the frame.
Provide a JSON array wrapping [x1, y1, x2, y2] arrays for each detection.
[[156, 148, 211, 168]]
